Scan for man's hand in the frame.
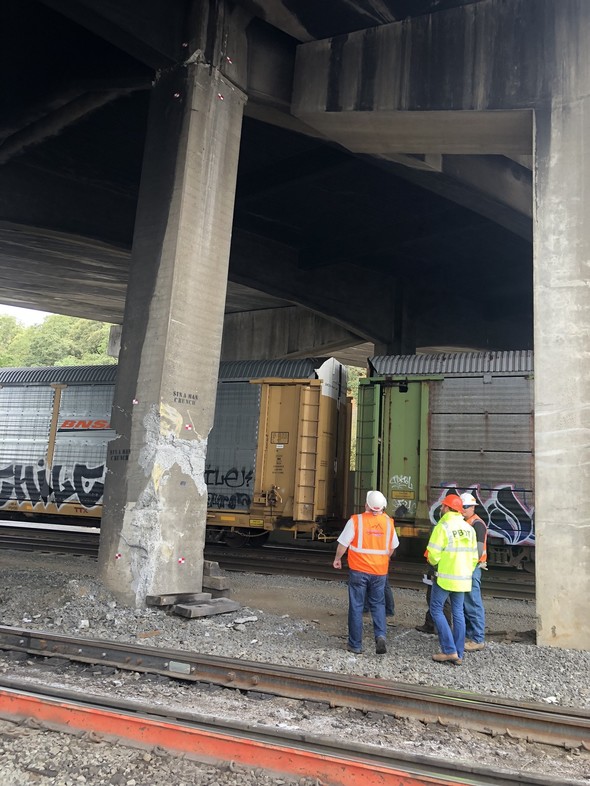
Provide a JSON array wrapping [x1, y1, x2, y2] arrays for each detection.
[[333, 557, 342, 569]]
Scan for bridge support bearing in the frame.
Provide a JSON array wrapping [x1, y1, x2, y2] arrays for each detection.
[[98, 61, 246, 606]]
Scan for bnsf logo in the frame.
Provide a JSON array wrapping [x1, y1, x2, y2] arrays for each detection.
[[58, 420, 111, 430]]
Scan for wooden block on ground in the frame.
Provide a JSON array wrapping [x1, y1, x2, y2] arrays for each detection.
[[203, 560, 223, 577], [202, 575, 231, 591], [146, 592, 212, 607], [172, 598, 241, 618], [210, 588, 231, 598]]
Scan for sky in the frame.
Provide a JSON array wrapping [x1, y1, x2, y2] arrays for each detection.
[[0, 305, 50, 325]]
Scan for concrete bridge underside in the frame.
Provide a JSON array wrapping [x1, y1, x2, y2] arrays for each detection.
[[0, 0, 588, 648]]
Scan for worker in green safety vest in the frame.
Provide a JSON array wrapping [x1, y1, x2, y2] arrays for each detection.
[[426, 493, 478, 666]]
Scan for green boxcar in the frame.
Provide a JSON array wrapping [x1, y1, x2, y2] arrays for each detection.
[[355, 351, 534, 570]]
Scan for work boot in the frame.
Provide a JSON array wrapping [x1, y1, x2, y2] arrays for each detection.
[[375, 637, 387, 655], [415, 623, 435, 634], [347, 645, 362, 654], [432, 652, 459, 663], [464, 640, 485, 651]]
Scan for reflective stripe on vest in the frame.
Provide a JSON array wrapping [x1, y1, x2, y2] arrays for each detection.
[[465, 513, 488, 563], [347, 512, 394, 575], [427, 511, 478, 591]]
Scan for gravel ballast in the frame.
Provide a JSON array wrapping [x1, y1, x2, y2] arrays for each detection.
[[0, 550, 588, 785]]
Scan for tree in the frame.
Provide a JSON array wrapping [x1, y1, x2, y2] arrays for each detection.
[[0, 314, 116, 367], [0, 316, 27, 366]]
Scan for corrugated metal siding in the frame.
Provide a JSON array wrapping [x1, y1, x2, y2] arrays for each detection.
[[218, 358, 329, 381], [428, 376, 532, 414], [0, 365, 117, 386], [0, 358, 331, 387], [429, 451, 534, 493], [370, 351, 533, 376], [206, 382, 260, 511], [0, 385, 54, 464], [429, 375, 534, 500], [53, 385, 116, 469]]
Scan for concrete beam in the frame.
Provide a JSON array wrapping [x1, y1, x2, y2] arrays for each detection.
[[373, 154, 532, 240], [292, 0, 568, 117], [0, 87, 146, 166], [291, 108, 533, 156], [220, 306, 366, 360], [39, 0, 186, 68], [229, 230, 398, 346]]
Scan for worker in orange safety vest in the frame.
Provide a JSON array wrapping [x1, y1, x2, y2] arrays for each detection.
[[333, 490, 398, 656]]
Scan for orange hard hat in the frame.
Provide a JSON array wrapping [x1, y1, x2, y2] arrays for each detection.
[[441, 494, 463, 513]]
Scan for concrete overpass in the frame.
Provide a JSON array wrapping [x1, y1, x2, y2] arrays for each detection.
[[0, 0, 587, 649]]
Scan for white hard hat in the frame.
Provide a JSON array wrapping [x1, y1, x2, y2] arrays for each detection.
[[460, 492, 477, 507], [366, 490, 387, 511]]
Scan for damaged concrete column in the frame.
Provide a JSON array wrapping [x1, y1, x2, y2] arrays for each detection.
[[533, 98, 590, 650], [98, 60, 246, 605]]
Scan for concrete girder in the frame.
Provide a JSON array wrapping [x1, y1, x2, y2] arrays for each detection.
[[0, 87, 147, 167], [228, 230, 398, 346], [220, 305, 366, 360], [372, 153, 532, 240], [39, 0, 187, 69]]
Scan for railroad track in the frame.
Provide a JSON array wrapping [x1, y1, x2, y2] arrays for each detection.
[[0, 681, 577, 786], [0, 625, 585, 754], [205, 546, 536, 600], [0, 522, 535, 600]]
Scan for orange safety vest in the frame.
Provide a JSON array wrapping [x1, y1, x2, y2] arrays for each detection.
[[347, 512, 395, 575], [465, 513, 488, 563]]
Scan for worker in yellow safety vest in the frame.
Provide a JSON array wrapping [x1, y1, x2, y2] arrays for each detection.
[[333, 490, 398, 656], [426, 494, 478, 665]]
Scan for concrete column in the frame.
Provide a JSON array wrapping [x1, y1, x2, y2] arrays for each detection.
[[533, 101, 590, 650], [98, 61, 246, 605]]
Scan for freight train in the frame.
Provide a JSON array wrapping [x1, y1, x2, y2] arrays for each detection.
[[0, 352, 534, 567], [0, 359, 351, 546]]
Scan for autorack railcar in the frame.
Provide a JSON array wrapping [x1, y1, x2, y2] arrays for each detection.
[[0, 359, 351, 544], [354, 351, 535, 569]]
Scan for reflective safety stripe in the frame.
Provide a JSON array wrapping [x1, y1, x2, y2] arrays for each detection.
[[349, 513, 391, 555], [444, 546, 478, 553], [436, 571, 474, 581]]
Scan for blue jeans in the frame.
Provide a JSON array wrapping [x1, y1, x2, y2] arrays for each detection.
[[363, 581, 395, 616], [348, 570, 387, 651], [430, 581, 466, 658], [464, 565, 485, 643]]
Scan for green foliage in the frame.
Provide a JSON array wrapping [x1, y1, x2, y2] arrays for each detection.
[[346, 365, 366, 403], [346, 365, 366, 471], [0, 314, 116, 368]]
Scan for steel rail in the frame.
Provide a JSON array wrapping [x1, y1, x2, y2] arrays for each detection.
[[0, 680, 580, 786], [0, 524, 535, 600], [204, 548, 536, 600], [0, 626, 586, 752]]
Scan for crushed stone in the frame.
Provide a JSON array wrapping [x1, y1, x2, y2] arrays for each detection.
[[0, 550, 588, 785]]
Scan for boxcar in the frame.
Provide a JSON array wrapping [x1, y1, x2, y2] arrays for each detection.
[[354, 351, 534, 569], [0, 358, 350, 544]]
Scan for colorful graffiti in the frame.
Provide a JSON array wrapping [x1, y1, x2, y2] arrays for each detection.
[[0, 461, 106, 509], [429, 483, 535, 546]]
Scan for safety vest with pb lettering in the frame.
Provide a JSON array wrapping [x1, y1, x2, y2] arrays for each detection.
[[347, 512, 396, 575], [427, 510, 478, 591]]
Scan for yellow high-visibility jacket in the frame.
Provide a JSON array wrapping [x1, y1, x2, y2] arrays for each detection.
[[427, 510, 478, 592]]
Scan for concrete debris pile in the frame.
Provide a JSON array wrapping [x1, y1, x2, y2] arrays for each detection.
[[147, 561, 240, 618]]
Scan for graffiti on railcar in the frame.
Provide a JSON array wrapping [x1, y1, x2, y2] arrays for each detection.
[[0, 460, 106, 510], [429, 483, 535, 546], [205, 464, 253, 510]]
